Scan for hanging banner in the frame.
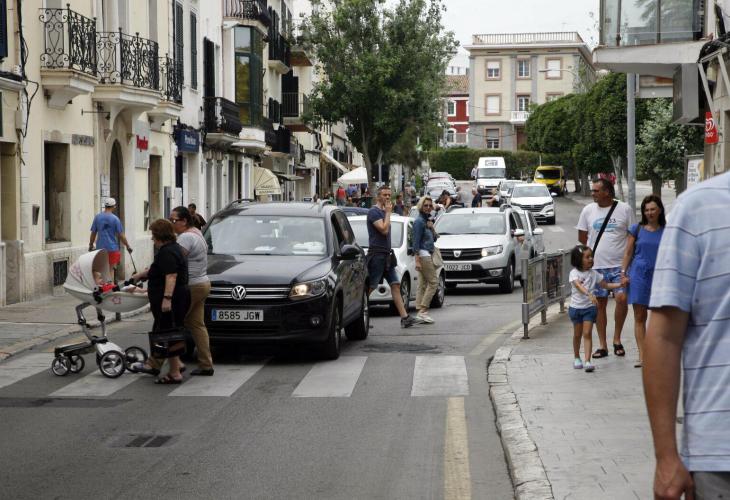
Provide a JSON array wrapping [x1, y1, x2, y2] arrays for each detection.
[[705, 112, 719, 144]]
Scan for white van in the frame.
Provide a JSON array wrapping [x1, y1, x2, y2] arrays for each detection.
[[475, 157, 507, 200]]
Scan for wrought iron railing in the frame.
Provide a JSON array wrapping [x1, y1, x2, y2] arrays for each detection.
[[267, 98, 282, 124], [39, 6, 97, 76], [159, 56, 182, 104], [282, 92, 310, 118], [223, 0, 271, 27], [204, 96, 243, 135], [97, 30, 159, 90], [268, 32, 291, 67]]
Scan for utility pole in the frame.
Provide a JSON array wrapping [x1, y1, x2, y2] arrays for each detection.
[[626, 73, 637, 214]]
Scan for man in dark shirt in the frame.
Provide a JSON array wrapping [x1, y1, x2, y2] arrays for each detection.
[[188, 203, 207, 229], [367, 185, 415, 328], [471, 187, 482, 208]]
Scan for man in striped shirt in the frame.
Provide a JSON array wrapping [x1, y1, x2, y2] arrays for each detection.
[[645, 171, 730, 498]]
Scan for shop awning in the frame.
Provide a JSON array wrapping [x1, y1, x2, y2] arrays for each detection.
[[253, 166, 282, 196], [275, 173, 304, 181], [320, 151, 349, 174], [337, 166, 368, 185]]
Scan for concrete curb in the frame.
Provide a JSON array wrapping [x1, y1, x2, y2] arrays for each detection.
[[0, 305, 150, 362], [488, 308, 564, 500]]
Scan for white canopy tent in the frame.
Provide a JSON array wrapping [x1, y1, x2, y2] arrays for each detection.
[[337, 166, 368, 185]]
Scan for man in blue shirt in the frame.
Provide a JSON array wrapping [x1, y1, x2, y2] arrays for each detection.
[[366, 185, 415, 328], [89, 197, 132, 276]]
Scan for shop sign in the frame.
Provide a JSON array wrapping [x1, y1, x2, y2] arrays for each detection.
[[705, 112, 719, 144], [72, 134, 94, 146], [176, 129, 200, 153], [134, 120, 150, 169]]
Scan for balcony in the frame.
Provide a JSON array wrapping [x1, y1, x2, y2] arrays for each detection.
[[203, 96, 243, 147], [445, 132, 468, 147], [471, 32, 583, 46], [594, 0, 707, 77], [223, 0, 270, 33], [39, 7, 98, 109], [288, 19, 313, 67], [268, 32, 291, 74], [282, 92, 311, 130], [148, 56, 183, 131], [510, 111, 530, 124]]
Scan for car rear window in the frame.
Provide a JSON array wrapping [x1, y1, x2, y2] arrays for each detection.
[[349, 220, 404, 248], [512, 185, 550, 197], [434, 214, 505, 235], [535, 169, 561, 179], [204, 215, 327, 256]]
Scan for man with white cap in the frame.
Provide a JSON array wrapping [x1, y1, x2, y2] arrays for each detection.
[[89, 197, 132, 274]]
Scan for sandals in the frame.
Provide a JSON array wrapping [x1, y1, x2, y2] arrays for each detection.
[[613, 343, 626, 357], [155, 374, 183, 385], [592, 348, 608, 359], [130, 363, 160, 376]]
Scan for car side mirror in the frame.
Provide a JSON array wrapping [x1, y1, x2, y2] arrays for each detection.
[[550, 192, 558, 198], [512, 229, 525, 238], [532, 228, 544, 235], [340, 244, 360, 260]]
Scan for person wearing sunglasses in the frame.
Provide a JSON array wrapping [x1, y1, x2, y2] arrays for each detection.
[[412, 196, 440, 324]]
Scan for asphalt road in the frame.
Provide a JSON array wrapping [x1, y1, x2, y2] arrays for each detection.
[[0, 196, 584, 500]]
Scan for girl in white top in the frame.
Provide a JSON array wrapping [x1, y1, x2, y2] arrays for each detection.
[[569, 245, 624, 372]]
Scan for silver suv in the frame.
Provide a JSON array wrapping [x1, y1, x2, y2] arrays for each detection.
[[434, 207, 526, 293]]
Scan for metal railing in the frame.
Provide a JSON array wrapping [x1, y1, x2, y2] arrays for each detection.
[[510, 111, 530, 123], [521, 250, 571, 339], [282, 92, 310, 118], [159, 55, 182, 104], [203, 96, 243, 135], [97, 30, 159, 90], [599, 0, 704, 47], [223, 0, 271, 27], [268, 32, 291, 67], [472, 32, 583, 45], [39, 6, 97, 76], [445, 132, 468, 145]]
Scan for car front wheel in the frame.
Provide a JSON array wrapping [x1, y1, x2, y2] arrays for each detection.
[[320, 301, 342, 360], [430, 272, 446, 308], [345, 289, 370, 341], [391, 276, 410, 315], [499, 260, 515, 294]]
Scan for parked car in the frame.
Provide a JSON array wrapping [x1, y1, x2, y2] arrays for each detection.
[[427, 171, 455, 184], [512, 207, 545, 257], [533, 166, 567, 196], [497, 180, 521, 205], [475, 157, 507, 201], [202, 203, 369, 360], [341, 206, 370, 218], [508, 183, 557, 225], [348, 215, 446, 313], [434, 206, 525, 293]]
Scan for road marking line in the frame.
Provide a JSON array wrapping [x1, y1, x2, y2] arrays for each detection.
[[548, 226, 565, 232], [0, 353, 52, 390], [444, 397, 472, 500], [169, 363, 266, 397], [468, 320, 522, 356], [411, 356, 469, 397], [51, 370, 141, 397], [292, 356, 367, 398]]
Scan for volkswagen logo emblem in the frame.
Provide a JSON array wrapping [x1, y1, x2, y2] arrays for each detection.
[[454, 250, 462, 258], [231, 286, 247, 301]]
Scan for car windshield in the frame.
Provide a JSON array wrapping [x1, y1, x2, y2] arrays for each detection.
[[204, 215, 327, 256], [500, 181, 518, 191], [349, 220, 404, 248], [435, 214, 506, 235], [536, 169, 561, 179], [512, 185, 550, 198], [477, 167, 505, 179]]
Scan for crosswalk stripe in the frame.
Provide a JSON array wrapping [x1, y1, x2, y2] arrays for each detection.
[[0, 353, 52, 390], [51, 370, 142, 397], [411, 356, 469, 397], [168, 363, 265, 397], [292, 356, 368, 398], [547, 226, 565, 232]]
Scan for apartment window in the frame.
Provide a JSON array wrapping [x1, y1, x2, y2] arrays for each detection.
[[546, 92, 563, 102], [147, 0, 157, 41], [44, 143, 70, 242], [446, 128, 455, 143], [235, 27, 264, 126], [546, 58, 562, 79], [485, 94, 501, 115], [517, 59, 530, 78], [517, 95, 531, 112], [485, 129, 500, 149], [174, 2, 184, 84], [446, 100, 456, 116], [486, 60, 501, 80], [190, 13, 198, 90]]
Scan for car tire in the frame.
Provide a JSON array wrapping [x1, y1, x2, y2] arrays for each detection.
[[320, 301, 342, 360], [446, 282, 458, 290], [548, 216, 556, 225], [430, 272, 446, 309], [499, 260, 515, 294], [391, 276, 410, 315], [345, 289, 370, 341]]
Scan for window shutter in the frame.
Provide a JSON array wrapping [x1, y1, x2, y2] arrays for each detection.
[[0, 0, 8, 60], [174, 2, 184, 84], [190, 13, 197, 89]]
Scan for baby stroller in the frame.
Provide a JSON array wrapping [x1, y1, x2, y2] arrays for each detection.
[[51, 249, 150, 378]]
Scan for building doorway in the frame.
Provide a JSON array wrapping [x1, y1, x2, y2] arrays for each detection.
[[109, 140, 124, 225], [43, 142, 70, 242], [148, 155, 162, 228]]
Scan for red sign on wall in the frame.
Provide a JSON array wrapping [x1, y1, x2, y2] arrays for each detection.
[[705, 112, 719, 144], [136, 135, 149, 150]]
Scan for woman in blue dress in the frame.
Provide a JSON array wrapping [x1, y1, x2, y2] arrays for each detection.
[[620, 195, 666, 368]]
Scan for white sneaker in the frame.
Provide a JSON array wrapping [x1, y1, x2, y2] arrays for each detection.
[[584, 361, 596, 373], [417, 312, 434, 324]]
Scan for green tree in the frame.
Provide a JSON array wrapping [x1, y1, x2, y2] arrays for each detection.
[[636, 98, 703, 195], [303, 0, 457, 180]]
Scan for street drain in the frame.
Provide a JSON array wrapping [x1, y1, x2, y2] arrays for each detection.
[[363, 342, 441, 353], [110, 433, 177, 448], [0, 397, 128, 408]]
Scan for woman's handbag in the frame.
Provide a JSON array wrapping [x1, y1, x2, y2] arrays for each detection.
[[431, 247, 444, 268], [148, 315, 188, 358]]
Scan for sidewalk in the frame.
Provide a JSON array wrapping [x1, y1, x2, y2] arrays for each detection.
[[489, 303, 654, 499], [0, 293, 149, 361], [566, 180, 678, 213]]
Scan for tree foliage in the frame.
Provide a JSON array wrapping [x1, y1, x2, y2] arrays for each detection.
[[303, 0, 457, 180]]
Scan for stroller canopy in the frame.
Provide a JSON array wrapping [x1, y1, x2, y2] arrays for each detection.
[[64, 249, 112, 294]]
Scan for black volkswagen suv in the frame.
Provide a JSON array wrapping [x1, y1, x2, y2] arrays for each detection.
[[202, 202, 369, 359]]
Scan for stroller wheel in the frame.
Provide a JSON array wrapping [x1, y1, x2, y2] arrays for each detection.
[[98, 350, 126, 378], [124, 346, 148, 371], [51, 356, 71, 376], [68, 355, 85, 374]]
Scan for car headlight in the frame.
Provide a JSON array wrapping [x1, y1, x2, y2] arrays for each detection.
[[289, 278, 328, 300], [481, 245, 503, 257]]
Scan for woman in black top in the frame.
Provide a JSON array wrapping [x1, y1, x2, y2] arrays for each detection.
[[131, 219, 190, 384]]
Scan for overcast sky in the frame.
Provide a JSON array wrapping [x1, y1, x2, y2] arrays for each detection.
[[441, 0, 600, 64]]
